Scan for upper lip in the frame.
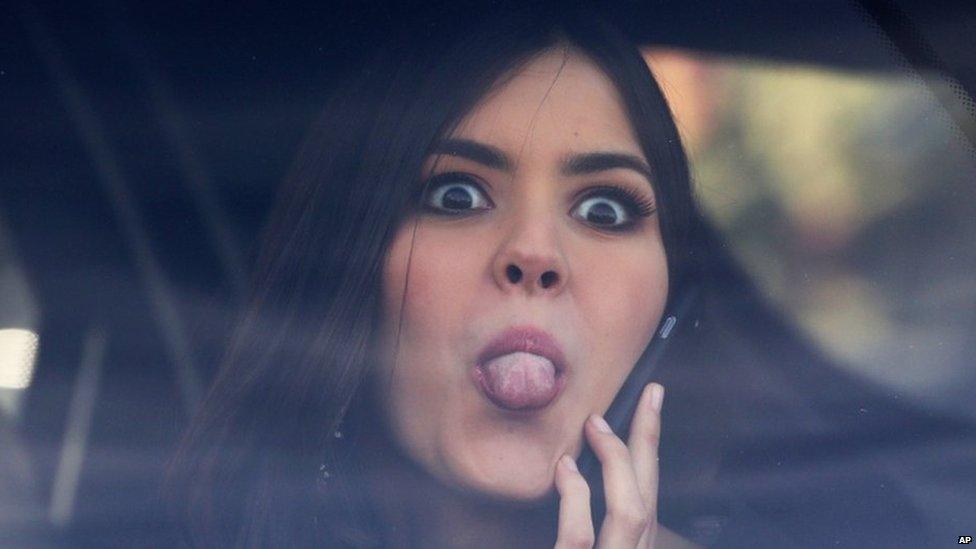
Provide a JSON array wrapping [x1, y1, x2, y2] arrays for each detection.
[[476, 325, 567, 374]]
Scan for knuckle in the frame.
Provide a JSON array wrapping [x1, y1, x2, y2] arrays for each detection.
[[610, 505, 651, 534], [645, 428, 661, 445], [643, 416, 662, 437]]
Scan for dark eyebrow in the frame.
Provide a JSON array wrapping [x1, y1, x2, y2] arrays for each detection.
[[561, 152, 653, 182], [431, 138, 512, 171], [430, 139, 653, 182]]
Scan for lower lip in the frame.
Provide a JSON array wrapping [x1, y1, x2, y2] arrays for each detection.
[[470, 361, 567, 413]]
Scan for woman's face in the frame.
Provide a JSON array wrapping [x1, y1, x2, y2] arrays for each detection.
[[374, 48, 669, 501]]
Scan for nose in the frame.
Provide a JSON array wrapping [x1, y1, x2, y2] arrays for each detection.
[[491, 212, 569, 296]]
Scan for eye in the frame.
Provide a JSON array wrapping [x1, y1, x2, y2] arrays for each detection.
[[421, 173, 493, 215], [572, 185, 657, 232]]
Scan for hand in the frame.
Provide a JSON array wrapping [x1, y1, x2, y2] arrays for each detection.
[[553, 382, 666, 548]]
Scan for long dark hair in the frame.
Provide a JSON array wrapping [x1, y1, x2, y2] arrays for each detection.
[[167, 4, 941, 547]]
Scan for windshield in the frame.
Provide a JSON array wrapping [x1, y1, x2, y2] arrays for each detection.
[[1, 2, 973, 547]]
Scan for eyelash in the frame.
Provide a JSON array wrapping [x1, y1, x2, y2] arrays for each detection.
[[579, 185, 658, 228], [418, 172, 657, 232]]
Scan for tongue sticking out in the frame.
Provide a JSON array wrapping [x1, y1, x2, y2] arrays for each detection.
[[480, 352, 558, 410]]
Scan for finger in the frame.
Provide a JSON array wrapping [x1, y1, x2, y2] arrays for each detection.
[[585, 414, 648, 548], [637, 527, 657, 548], [553, 455, 595, 549], [627, 383, 664, 514]]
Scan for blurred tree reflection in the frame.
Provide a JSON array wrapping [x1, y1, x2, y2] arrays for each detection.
[[647, 50, 976, 419]]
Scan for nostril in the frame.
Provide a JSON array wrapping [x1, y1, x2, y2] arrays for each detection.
[[506, 264, 522, 283], [540, 271, 558, 288]]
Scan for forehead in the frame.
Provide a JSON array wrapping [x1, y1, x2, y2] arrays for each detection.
[[450, 48, 643, 157]]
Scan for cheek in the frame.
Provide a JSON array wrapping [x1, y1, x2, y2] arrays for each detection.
[[595, 250, 667, 331], [378, 225, 481, 455], [383, 227, 479, 327], [576, 241, 668, 407]]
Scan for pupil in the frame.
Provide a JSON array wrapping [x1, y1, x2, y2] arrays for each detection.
[[588, 203, 617, 225], [444, 187, 473, 210], [443, 187, 472, 209]]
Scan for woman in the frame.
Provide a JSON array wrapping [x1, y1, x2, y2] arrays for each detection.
[[168, 4, 935, 547]]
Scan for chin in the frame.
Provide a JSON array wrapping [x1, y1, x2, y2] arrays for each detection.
[[491, 479, 554, 503], [462, 476, 554, 506], [451, 455, 557, 504]]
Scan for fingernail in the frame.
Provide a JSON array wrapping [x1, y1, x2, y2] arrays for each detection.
[[650, 384, 665, 412], [590, 414, 613, 434], [560, 454, 578, 472]]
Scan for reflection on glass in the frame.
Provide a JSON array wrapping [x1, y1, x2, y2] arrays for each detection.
[[647, 49, 976, 418]]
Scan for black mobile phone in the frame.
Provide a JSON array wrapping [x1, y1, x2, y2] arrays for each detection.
[[574, 282, 701, 532]]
